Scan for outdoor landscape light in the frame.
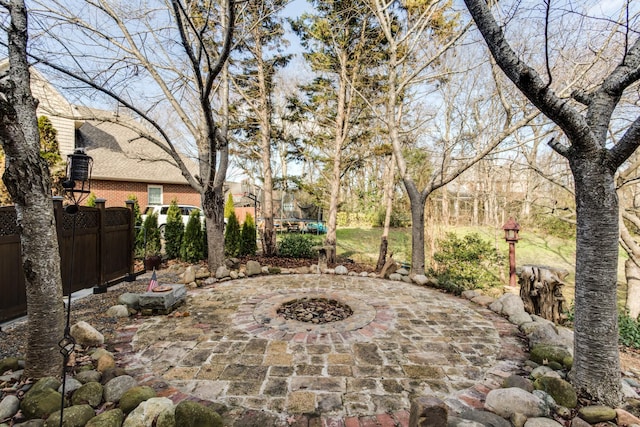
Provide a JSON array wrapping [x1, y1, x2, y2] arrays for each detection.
[[502, 217, 520, 287], [62, 148, 93, 211]]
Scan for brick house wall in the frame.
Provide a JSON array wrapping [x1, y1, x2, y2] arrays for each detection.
[[90, 180, 201, 209]]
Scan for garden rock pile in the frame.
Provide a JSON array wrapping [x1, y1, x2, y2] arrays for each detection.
[[0, 348, 223, 427]]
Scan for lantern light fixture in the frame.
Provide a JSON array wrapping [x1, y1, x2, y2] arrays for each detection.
[[62, 148, 93, 212]]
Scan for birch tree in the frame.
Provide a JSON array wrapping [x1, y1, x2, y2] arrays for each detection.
[[0, 0, 64, 377], [28, 0, 234, 270], [464, 0, 640, 405]]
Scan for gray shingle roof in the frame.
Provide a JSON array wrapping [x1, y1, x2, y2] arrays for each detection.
[[75, 109, 199, 185]]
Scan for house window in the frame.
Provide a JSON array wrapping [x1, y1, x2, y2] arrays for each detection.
[[148, 185, 163, 205]]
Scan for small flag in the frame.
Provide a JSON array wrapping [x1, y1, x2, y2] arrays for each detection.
[[147, 269, 158, 292]]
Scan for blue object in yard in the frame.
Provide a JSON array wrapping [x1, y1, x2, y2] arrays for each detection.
[[304, 221, 327, 234]]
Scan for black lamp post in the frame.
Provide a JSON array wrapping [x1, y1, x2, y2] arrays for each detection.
[[58, 147, 93, 426], [62, 148, 93, 212], [502, 217, 520, 288]]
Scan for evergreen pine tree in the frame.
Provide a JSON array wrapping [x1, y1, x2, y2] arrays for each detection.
[[86, 192, 97, 207], [128, 194, 145, 258], [142, 212, 162, 257], [224, 193, 235, 219], [240, 213, 258, 256], [181, 209, 204, 263], [225, 212, 241, 257], [164, 199, 184, 259]]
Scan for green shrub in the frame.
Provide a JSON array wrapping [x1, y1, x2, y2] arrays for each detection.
[[164, 200, 184, 259], [428, 232, 504, 294], [142, 212, 162, 257], [278, 234, 316, 258], [224, 193, 235, 219], [86, 192, 97, 207], [128, 195, 145, 258], [619, 311, 640, 349], [224, 212, 241, 257], [180, 209, 204, 263], [240, 213, 258, 256]]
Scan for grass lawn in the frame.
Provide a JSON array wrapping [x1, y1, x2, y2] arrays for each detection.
[[333, 225, 629, 307]]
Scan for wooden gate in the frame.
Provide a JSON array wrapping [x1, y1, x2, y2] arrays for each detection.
[[0, 198, 135, 322]]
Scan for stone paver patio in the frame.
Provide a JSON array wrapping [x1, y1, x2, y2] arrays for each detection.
[[113, 274, 527, 426]]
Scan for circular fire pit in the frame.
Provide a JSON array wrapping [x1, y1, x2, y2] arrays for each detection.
[[277, 297, 353, 324], [249, 289, 380, 336]]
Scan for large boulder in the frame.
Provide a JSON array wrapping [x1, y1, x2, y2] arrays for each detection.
[[72, 381, 104, 408], [533, 377, 577, 408], [174, 401, 223, 427], [106, 305, 129, 318], [123, 397, 174, 427], [70, 321, 104, 347], [20, 388, 62, 420], [118, 293, 140, 310], [119, 386, 157, 414], [43, 404, 95, 427], [75, 370, 102, 384], [578, 405, 617, 424], [245, 261, 262, 277], [85, 408, 125, 427], [523, 418, 563, 427], [529, 344, 573, 369], [0, 357, 20, 374], [484, 388, 550, 419], [335, 265, 348, 275], [0, 395, 20, 420], [103, 375, 137, 403], [498, 294, 526, 317], [215, 265, 230, 279]]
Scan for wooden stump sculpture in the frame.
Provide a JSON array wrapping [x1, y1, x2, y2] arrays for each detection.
[[519, 265, 568, 324]]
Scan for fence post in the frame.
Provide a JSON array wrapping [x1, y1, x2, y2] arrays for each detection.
[[125, 199, 136, 281], [94, 198, 107, 294]]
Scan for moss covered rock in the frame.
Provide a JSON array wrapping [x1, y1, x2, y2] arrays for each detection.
[[533, 376, 577, 408], [71, 382, 104, 408], [119, 386, 157, 414], [20, 387, 62, 419], [529, 344, 573, 369], [578, 405, 617, 424], [43, 404, 95, 427], [0, 357, 20, 374], [174, 401, 222, 427], [85, 408, 125, 427]]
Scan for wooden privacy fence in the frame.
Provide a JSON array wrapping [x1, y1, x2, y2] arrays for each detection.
[[0, 198, 135, 323]]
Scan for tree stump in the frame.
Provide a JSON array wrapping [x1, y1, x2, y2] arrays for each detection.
[[519, 265, 568, 324]]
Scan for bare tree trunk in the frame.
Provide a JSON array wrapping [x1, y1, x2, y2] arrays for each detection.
[[0, 0, 64, 378], [405, 179, 427, 275], [570, 157, 622, 406], [376, 153, 395, 271]]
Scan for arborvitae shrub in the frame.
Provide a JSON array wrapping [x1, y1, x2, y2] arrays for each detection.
[[181, 209, 204, 263], [240, 213, 258, 256], [225, 212, 241, 257], [224, 193, 235, 219], [86, 192, 97, 207], [128, 195, 145, 258], [142, 212, 162, 257], [164, 200, 184, 259]]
